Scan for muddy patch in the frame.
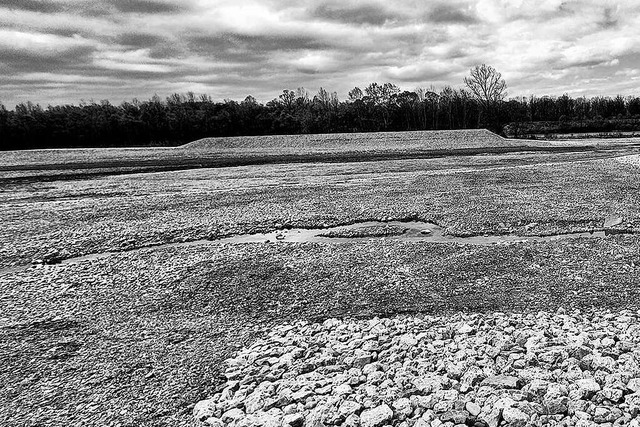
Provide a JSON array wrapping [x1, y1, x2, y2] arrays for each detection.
[[1, 220, 630, 274]]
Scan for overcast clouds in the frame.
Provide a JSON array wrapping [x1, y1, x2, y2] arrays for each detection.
[[1, 0, 639, 107]]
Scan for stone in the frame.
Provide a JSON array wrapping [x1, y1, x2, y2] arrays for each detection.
[[460, 366, 485, 392], [457, 323, 475, 335], [438, 410, 468, 424], [627, 378, 640, 392], [360, 404, 393, 427], [292, 387, 314, 402], [203, 417, 224, 427], [399, 334, 418, 347], [502, 407, 529, 426], [362, 363, 379, 375], [340, 401, 363, 418], [625, 392, 640, 412], [244, 384, 273, 414], [480, 408, 501, 427], [445, 362, 465, 380], [480, 375, 520, 389], [594, 407, 612, 423], [576, 378, 601, 398], [393, 398, 413, 419], [542, 397, 568, 415], [283, 413, 304, 427], [465, 402, 481, 417], [334, 384, 353, 396], [367, 371, 385, 385], [413, 376, 443, 394], [306, 404, 330, 427], [604, 216, 624, 228], [433, 400, 454, 413], [344, 414, 360, 427], [412, 395, 436, 410], [193, 399, 217, 421], [221, 408, 245, 423], [599, 387, 623, 402]]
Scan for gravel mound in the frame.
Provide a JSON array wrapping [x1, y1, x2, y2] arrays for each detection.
[[194, 310, 640, 427], [183, 130, 517, 151], [616, 155, 640, 167]]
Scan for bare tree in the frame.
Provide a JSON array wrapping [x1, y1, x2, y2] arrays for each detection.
[[314, 87, 331, 108], [348, 87, 363, 101], [279, 90, 296, 108], [464, 64, 507, 107], [295, 87, 310, 103], [464, 64, 507, 130]]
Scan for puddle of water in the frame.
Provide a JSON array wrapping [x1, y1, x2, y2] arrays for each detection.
[[215, 220, 608, 245], [0, 220, 622, 274]]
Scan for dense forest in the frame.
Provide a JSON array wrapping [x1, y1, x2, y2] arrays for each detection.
[[2, 83, 640, 149]]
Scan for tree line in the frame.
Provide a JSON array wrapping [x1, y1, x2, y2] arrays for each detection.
[[2, 66, 640, 149]]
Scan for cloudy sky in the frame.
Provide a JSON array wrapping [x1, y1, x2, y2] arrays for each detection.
[[1, 0, 639, 107]]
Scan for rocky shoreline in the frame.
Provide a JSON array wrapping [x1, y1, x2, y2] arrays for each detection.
[[194, 310, 640, 427]]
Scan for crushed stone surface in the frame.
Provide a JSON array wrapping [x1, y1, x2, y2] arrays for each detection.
[[194, 310, 640, 427]]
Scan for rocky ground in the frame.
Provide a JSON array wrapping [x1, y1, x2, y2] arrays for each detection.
[[194, 310, 640, 427], [2, 148, 640, 427], [2, 235, 640, 426], [2, 151, 640, 268]]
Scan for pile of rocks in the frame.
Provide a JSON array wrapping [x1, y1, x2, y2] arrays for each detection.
[[194, 310, 640, 427]]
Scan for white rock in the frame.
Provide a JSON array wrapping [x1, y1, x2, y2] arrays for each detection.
[[576, 378, 601, 397], [344, 414, 360, 427], [283, 413, 304, 427], [339, 401, 362, 418], [360, 404, 393, 427], [502, 407, 529, 424], [193, 399, 217, 421], [627, 378, 640, 392], [465, 402, 481, 417], [392, 398, 413, 418], [457, 323, 475, 335], [334, 384, 353, 396], [203, 417, 224, 427], [221, 408, 245, 423]]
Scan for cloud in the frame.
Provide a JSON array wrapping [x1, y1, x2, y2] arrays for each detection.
[[292, 52, 340, 74], [310, 3, 402, 26], [0, 30, 97, 73], [385, 62, 459, 82], [427, 3, 478, 24], [106, 0, 185, 14], [184, 33, 332, 61], [92, 49, 176, 74], [0, 0, 64, 13], [116, 32, 167, 49], [2, 0, 640, 107]]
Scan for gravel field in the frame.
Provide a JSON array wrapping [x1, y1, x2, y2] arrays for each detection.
[[2, 131, 634, 183], [0, 130, 513, 177], [2, 235, 640, 426], [1, 150, 639, 268], [2, 136, 640, 426]]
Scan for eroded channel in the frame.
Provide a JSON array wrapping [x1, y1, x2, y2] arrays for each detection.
[[1, 220, 627, 276], [214, 220, 608, 245]]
